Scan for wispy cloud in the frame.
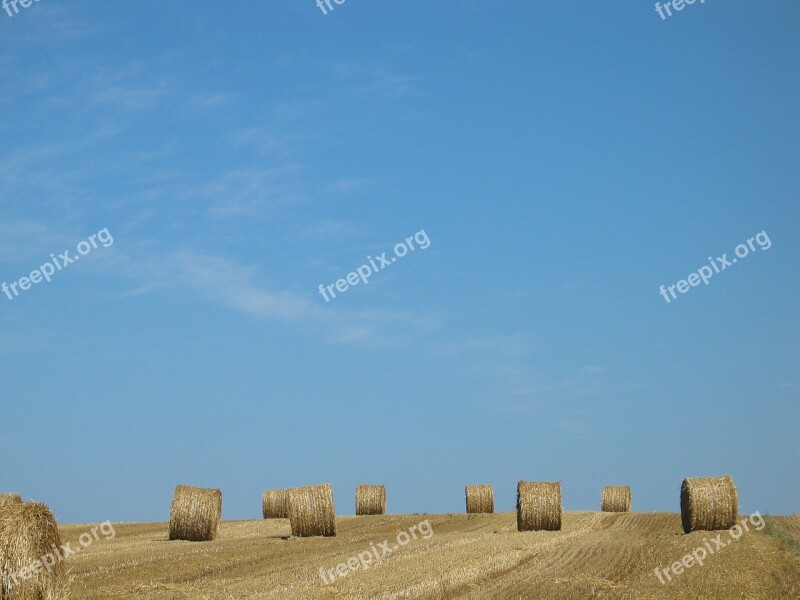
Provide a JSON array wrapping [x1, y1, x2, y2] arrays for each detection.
[[332, 63, 419, 98], [231, 127, 309, 157], [175, 167, 305, 220], [17, 5, 99, 44], [107, 245, 442, 347], [185, 92, 237, 112], [521, 365, 609, 400], [91, 83, 169, 112], [0, 219, 84, 265], [327, 178, 372, 193], [302, 220, 361, 241], [439, 334, 532, 357]]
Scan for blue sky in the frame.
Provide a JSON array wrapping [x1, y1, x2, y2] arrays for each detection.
[[0, 1, 797, 524]]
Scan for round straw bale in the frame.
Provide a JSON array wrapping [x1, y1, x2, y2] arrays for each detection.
[[288, 484, 336, 537], [680, 475, 738, 533], [517, 481, 561, 531], [465, 484, 494, 514], [168, 485, 222, 542], [262, 489, 290, 519], [0, 501, 69, 600], [355, 485, 386, 516], [0, 493, 22, 509], [601, 485, 632, 512]]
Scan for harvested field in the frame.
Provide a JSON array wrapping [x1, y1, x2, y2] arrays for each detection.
[[61, 512, 800, 599]]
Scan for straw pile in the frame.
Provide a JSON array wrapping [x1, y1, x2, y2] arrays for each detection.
[[680, 475, 738, 533], [0, 501, 69, 599], [465, 484, 494, 514], [517, 481, 562, 531], [288, 484, 336, 537], [355, 485, 386, 516], [262, 489, 290, 519], [168, 485, 222, 542], [0, 493, 22, 509], [601, 485, 632, 512]]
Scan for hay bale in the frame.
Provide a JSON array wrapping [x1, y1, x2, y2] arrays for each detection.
[[262, 489, 289, 519], [355, 485, 386, 516], [601, 485, 632, 512], [168, 485, 222, 542], [680, 475, 738, 533], [288, 484, 336, 537], [0, 501, 69, 600], [0, 493, 22, 509], [517, 481, 561, 531], [465, 484, 494, 514]]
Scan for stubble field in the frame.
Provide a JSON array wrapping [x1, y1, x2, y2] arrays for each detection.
[[61, 511, 800, 599]]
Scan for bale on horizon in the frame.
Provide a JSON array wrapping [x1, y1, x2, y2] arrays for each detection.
[[517, 481, 561, 531], [601, 485, 632, 512], [169, 485, 222, 542], [680, 475, 738, 533], [288, 484, 336, 537], [262, 489, 290, 519], [355, 485, 386, 516], [0, 501, 69, 599], [465, 484, 494, 514]]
